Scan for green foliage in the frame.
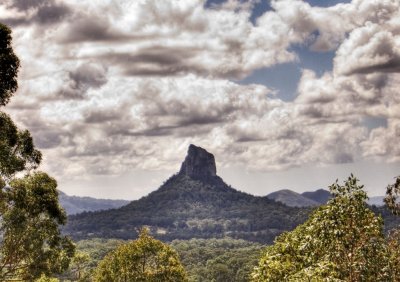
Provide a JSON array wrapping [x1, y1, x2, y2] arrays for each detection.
[[66, 174, 310, 244], [252, 175, 394, 282], [75, 238, 125, 268], [383, 176, 400, 278], [0, 23, 74, 280], [63, 237, 261, 282], [384, 176, 400, 215], [0, 24, 40, 180], [35, 274, 60, 282], [386, 229, 400, 278], [0, 98, 42, 181], [171, 238, 263, 282], [93, 228, 188, 281], [0, 172, 75, 280], [67, 251, 92, 281], [59, 238, 125, 281], [0, 23, 19, 106]]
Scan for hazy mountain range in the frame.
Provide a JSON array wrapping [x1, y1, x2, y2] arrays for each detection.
[[59, 186, 385, 216], [58, 191, 129, 215], [266, 189, 331, 207], [265, 189, 384, 207]]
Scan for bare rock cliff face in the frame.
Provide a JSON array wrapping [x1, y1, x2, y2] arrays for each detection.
[[179, 144, 217, 180]]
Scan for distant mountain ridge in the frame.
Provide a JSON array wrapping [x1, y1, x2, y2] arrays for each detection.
[[267, 189, 321, 207], [266, 189, 332, 207], [301, 189, 332, 204], [64, 144, 310, 244], [58, 191, 129, 215], [266, 188, 384, 207]]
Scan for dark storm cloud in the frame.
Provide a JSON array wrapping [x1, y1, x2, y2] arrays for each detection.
[[236, 136, 265, 142], [60, 17, 130, 43], [350, 58, 400, 75], [126, 50, 254, 79], [139, 116, 224, 137], [7, 0, 49, 11], [69, 64, 108, 89], [115, 116, 223, 138], [334, 152, 354, 164], [101, 47, 201, 77], [33, 3, 70, 24], [58, 64, 108, 100], [34, 130, 65, 149], [300, 105, 324, 118], [179, 115, 224, 126], [0, 17, 29, 26], [83, 108, 124, 124], [1, 1, 70, 26], [128, 126, 177, 137]]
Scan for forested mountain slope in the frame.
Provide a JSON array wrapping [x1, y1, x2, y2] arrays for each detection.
[[64, 145, 310, 244]]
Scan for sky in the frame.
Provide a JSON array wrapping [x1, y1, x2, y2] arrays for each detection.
[[1, 0, 399, 200]]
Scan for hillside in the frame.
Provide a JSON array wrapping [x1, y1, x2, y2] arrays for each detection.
[[267, 189, 320, 207], [64, 145, 310, 244], [267, 188, 383, 208], [58, 191, 129, 215], [301, 189, 331, 204]]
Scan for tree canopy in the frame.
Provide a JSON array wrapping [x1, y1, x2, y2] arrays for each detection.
[[0, 172, 75, 280], [0, 24, 41, 181], [0, 22, 75, 280], [252, 175, 400, 281], [0, 23, 19, 107], [384, 176, 400, 216], [0, 112, 42, 180], [94, 228, 188, 282]]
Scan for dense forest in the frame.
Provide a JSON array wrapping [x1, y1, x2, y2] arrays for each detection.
[[58, 237, 263, 281]]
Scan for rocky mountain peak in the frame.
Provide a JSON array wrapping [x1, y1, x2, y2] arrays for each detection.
[[179, 144, 217, 180]]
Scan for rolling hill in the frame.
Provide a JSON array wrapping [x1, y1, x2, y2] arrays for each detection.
[[266, 189, 321, 207], [301, 189, 332, 204]]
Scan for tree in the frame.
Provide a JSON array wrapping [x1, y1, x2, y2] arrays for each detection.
[[0, 172, 75, 280], [0, 23, 19, 106], [384, 176, 400, 215], [0, 23, 75, 280], [0, 111, 42, 180], [252, 175, 391, 281], [69, 251, 92, 281], [94, 228, 188, 282], [384, 176, 400, 278]]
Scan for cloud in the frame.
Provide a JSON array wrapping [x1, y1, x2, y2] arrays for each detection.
[[100, 47, 201, 77], [1, 0, 71, 26], [2, 0, 400, 182], [335, 22, 400, 75], [60, 63, 108, 99], [6, 0, 49, 11], [33, 3, 71, 25], [3, 0, 302, 79], [362, 119, 400, 163], [58, 15, 130, 43]]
